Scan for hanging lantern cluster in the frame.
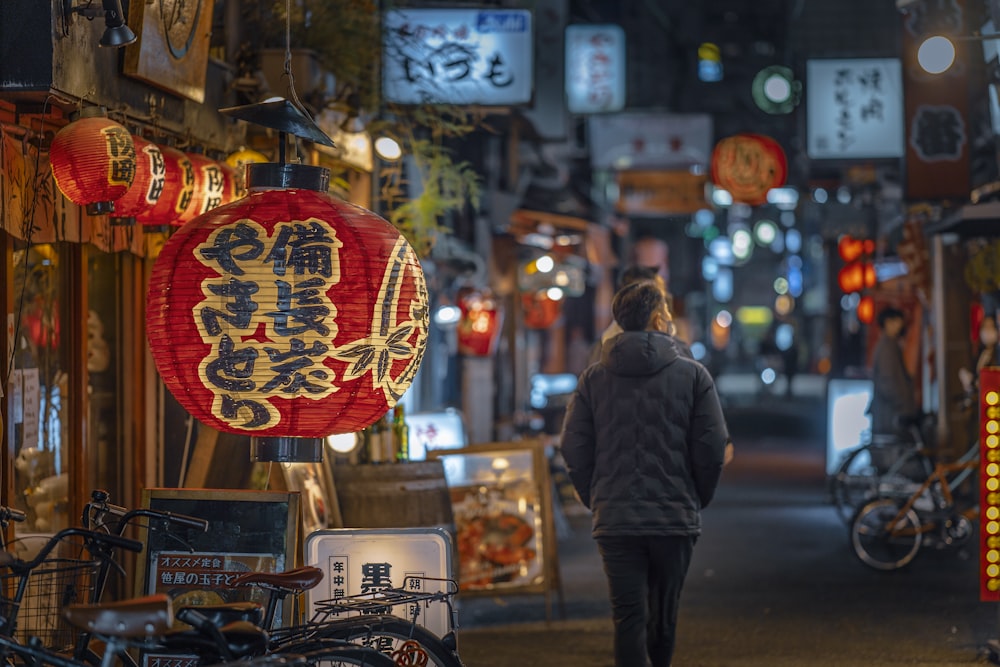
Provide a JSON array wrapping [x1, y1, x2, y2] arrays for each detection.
[[50, 108, 136, 215], [146, 161, 429, 462], [710, 133, 787, 206]]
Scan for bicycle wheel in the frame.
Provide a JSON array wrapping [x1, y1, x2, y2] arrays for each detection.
[[830, 445, 879, 524], [850, 498, 923, 571], [293, 616, 463, 667], [300, 645, 397, 667]]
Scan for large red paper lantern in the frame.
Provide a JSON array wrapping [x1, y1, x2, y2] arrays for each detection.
[[49, 109, 135, 215], [110, 136, 165, 224], [710, 133, 787, 206], [136, 145, 194, 228], [147, 163, 428, 462]]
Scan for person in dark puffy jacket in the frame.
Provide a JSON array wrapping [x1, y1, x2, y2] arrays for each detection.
[[560, 280, 729, 667]]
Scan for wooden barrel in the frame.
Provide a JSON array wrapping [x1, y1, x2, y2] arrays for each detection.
[[332, 460, 455, 530]]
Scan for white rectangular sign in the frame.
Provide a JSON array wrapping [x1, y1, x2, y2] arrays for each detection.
[[565, 24, 626, 114], [382, 8, 533, 106], [807, 58, 905, 159], [588, 113, 713, 169]]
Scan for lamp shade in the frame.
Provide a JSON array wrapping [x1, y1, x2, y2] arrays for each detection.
[[710, 133, 787, 206], [49, 113, 135, 215], [457, 288, 502, 356], [136, 146, 195, 227], [111, 136, 165, 222], [146, 163, 429, 441], [522, 292, 562, 329]]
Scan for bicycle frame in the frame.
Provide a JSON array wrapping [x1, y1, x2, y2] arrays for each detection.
[[883, 454, 980, 538]]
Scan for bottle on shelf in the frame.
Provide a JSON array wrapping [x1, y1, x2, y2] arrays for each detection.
[[392, 404, 410, 463], [367, 418, 387, 464]]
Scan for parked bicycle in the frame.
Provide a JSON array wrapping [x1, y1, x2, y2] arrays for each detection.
[[828, 413, 937, 523], [850, 437, 979, 571]]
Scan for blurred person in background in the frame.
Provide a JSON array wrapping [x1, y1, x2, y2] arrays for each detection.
[[869, 306, 918, 440]]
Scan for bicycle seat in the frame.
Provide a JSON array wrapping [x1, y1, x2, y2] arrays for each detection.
[[63, 593, 173, 638], [231, 566, 324, 593], [161, 620, 269, 660]]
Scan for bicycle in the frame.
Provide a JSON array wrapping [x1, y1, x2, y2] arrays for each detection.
[[828, 413, 937, 524], [849, 437, 979, 571], [0, 524, 144, 651], [224, 568, 465, 667]]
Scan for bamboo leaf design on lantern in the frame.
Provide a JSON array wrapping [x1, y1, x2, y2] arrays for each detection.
[[332, 237, 428, 402]]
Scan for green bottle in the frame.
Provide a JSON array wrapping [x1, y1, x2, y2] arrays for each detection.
[[392, 405, 409, 463]]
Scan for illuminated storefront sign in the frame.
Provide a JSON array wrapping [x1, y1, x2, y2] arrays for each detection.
[[806, 58, 905, 159], [565, 24, 626, 113], [982, 367, 1000, 600], [382, 8, 533, 105]]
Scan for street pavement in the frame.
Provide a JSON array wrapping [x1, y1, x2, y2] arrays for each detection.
[[453, 390, 1000, 666]]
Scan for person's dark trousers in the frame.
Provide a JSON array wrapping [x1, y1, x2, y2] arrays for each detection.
[[596, 534, 696, 667]]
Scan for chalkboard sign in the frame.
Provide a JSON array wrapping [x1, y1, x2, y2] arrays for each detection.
[[135, 489, 300, 625]]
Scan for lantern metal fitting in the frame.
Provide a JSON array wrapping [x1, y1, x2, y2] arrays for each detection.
[[63, 0, 137, 48]]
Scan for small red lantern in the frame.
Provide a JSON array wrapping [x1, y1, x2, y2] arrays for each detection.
[[180, 153, 229, 225], [49, 108, 135, 215], [457, 288, 502, 356], [136, 145, 195, 228], [522, 291, 562, 329], [837, 261, 876, 293], [837, 235, 875, 262], [857, 295, 875, 324], [110, 136, 165, 224], [710, 133, 787, 206], [147, 162, 429, 462]]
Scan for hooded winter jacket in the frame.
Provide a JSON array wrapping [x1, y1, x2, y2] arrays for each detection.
[[560, 330, 728, 538]]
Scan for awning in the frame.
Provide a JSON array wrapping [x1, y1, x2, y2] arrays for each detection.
[[926, 201, 1000, 238]]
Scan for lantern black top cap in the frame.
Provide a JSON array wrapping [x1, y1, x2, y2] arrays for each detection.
[[219, 98, 335, 148]]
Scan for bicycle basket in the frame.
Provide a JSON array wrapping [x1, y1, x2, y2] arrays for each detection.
[[0, 558, 99, 650]]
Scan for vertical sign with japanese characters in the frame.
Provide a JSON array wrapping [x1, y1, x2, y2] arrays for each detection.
[[901, 0, 969, 199], [565, 24, 626, 114], [305, 528, 453, 639], [382, 8, 533, 106], [806, 58, 905, 160]]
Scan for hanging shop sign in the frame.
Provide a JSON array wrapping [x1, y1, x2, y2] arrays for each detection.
[[615, 169, 708, 215], [806, 58, 905, 160], [382, 8, 533, 105], [146, 164, 429, 440], [981, 367, 1000, 601], [588, 113, 713, 170], [711, 133, 787, 206], [565, 24, 626, 114]]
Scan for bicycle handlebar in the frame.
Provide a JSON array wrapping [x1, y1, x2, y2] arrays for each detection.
[[123, 508, 209, 532], [11, 527, 144, 570]]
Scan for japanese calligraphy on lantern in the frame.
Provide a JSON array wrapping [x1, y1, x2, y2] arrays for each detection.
[[806, 58, 904, 159], [305, 528, 454, 638], [382, 8, 533, 105], [565, 24, 626, 114]]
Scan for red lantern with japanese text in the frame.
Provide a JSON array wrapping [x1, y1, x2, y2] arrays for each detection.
[[522, 291, 562, 329], [49, 108, 135, 215], [457, 288, 502, 356], [110, 135, 165, 224], [710, 133, 787, 206], [136, 145, 195, 228], [146, 163, 428, 462], [179, 152, 229, 225]]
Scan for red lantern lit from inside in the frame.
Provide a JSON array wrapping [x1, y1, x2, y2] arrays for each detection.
[[522, 291, 562, 329], [136, 145, 195, 228], [50, 107, 136, 215], [146, 162, 429, 463], [457, 288, 502, 356], [181, 152, 228, 225], [110, 135, 165, 225], [710, 133, 787, 206], [857, 295, 875, 324]]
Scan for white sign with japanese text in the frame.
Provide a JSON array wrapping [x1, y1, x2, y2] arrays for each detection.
[[565, 24, 626, 114], [383, 8, 533, 106], [305, 528, 454, 639], [806, 58, 905, 159]]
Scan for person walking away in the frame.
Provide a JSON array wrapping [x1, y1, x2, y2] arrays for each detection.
[[560, 281, 729, 667], [869, 306, 918, 440]]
